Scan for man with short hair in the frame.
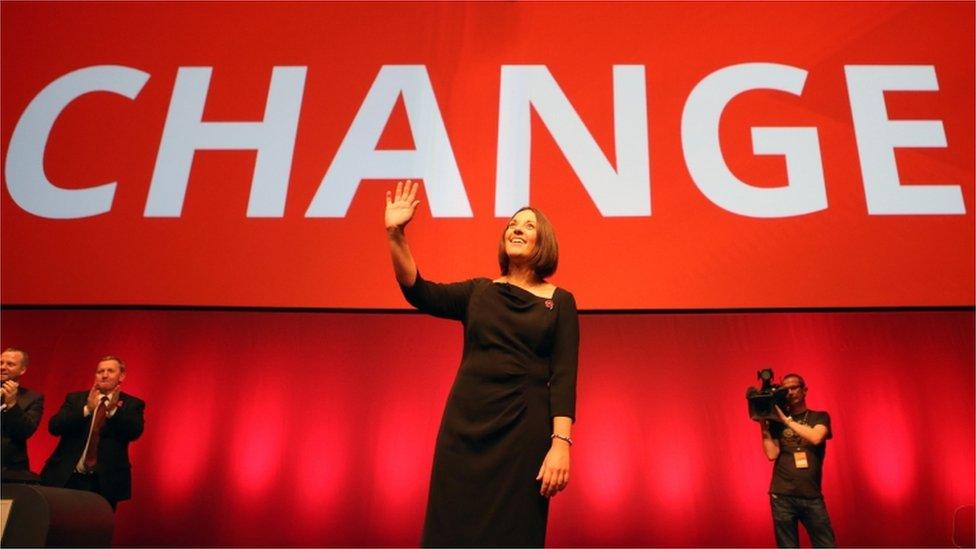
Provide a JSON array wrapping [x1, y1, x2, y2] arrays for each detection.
[[759, 373, 836, 548], [1, 347, 44, 481], [41, 356, 145, 510]]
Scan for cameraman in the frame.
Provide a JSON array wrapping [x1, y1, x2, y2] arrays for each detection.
[[759, 373, 836, 548]]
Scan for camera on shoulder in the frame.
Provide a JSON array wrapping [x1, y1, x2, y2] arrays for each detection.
[[746, 368, 788, 421]]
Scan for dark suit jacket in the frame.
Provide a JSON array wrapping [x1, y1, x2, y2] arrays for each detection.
[[40, 390, 145, 503], [1, 386, 44, 472]]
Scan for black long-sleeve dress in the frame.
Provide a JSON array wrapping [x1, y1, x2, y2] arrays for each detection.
[[401, 272, 580, 547]]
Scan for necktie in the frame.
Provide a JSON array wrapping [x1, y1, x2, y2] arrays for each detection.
[[83, 396, 109, 471]]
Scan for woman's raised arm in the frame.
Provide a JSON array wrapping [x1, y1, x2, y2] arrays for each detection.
[[386, 180, 421, 287]]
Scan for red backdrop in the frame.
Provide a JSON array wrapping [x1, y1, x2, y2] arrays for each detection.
[[2, 308, 972, 547], [2, 1, 974, 546]]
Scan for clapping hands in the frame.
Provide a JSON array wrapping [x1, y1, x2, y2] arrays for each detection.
[[1, 379, 18, 408], [87, 383, 121, 413]]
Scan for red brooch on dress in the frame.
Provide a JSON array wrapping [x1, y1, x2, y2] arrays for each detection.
[[116, 400, 124, 408], [544, 299, 554, 310]]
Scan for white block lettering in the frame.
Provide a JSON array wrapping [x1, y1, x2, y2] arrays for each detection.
[[682, 63, 827, 218], [5, 65, 149, 219], [845, 65, 964, 214], [146, 66, 306, 217], [306, 65, 471, 217], [495, 65, 650, 217]]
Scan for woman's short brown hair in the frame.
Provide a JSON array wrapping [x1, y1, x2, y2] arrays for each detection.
[[498, 207, 559, 280]]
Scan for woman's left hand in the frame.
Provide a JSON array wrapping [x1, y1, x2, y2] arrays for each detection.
[[536, 443, 570, 497]]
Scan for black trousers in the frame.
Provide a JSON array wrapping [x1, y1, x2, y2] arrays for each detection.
[[66, 472, 117, 511]]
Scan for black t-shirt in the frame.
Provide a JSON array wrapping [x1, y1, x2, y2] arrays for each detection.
[[769, 409, 832, 498]]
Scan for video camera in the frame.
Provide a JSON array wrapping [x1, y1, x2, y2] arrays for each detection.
[[746, 368, 788, 420]]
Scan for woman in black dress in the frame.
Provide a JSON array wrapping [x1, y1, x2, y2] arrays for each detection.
[[385, 180, 579, 547]]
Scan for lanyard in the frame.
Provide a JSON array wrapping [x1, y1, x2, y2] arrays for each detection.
[[790, 411, 811, 452]]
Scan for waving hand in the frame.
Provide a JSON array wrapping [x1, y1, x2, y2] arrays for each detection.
[[385, 180, 421, 231]]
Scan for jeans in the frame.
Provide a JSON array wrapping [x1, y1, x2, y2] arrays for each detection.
[[770, 493, 836, 547]]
